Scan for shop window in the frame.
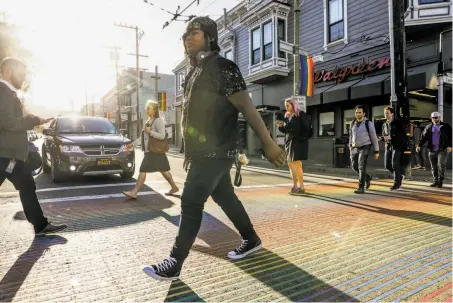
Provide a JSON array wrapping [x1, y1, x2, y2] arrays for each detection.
[[372, 105, 387, 135], [319, 111, 335, 136], [343, 109, 355, 135]]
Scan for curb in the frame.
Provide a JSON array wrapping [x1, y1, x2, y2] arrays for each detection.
[[165, 150, 449, 182]]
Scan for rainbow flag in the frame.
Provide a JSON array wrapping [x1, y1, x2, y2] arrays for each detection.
[[300, 55, 314, 97]]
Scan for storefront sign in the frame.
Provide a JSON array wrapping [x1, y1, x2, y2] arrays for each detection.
[[314, 57, 391, 84]]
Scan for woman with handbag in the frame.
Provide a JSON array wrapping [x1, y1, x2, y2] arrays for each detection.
[[122, 101, 179, 199]]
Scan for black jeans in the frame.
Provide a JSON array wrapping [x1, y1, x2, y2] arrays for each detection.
[[170, 158, 258, 264], [350, 145, 371, 188], [385, 148, 403, 186], [0, 158, 48, 232], [428, 150, 449, 182]]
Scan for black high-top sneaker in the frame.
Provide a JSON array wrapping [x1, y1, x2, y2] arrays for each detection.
[[143, 257, 181, 281], [227, 238, 262, 260]]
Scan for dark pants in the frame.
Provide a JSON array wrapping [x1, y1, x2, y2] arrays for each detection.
[[170, 158, 258, 264], [350, 145, 371, 188], [414, 146, 427, 167], [0, 158, 48, 232], [428, 150, 449, 182], [385, 148, 403, 186]]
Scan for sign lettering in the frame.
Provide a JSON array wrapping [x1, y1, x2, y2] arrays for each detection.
[[314, 57, 391, 83]]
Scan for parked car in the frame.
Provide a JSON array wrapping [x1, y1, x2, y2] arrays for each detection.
[[42, 116, 135, 183]]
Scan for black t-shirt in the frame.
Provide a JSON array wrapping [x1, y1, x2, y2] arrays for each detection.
[[182, 53, 247, 159]]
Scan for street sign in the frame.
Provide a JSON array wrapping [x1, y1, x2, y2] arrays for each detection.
[[291, 95, 306, 113], [278, 40, 308, 55]]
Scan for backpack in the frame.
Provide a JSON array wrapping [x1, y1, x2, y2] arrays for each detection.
[[350, 119, 370, 137]]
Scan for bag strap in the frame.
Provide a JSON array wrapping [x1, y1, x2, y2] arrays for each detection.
[[234, 160, 242, 187]]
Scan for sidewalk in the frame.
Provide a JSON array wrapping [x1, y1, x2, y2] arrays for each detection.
[[167, 148, 451, 182]]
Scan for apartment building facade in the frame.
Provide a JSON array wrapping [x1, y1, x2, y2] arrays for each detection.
[[173, 0, 452, 163]]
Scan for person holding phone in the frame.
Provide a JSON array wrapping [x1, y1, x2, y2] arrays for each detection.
[[122, 101, 179, 199], [276, 98, 310, 195], [0, 57, 67, 236]]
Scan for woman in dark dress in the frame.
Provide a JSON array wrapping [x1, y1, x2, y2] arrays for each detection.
[[277, 98, 310, 195], [122, 101, 179, 199]]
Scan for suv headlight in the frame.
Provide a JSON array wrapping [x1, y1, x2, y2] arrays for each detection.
[[60, 145, 82, 153], [121, 144, 133, 152]]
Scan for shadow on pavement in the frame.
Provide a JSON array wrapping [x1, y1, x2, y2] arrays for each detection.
[[13, 184, 176, 233], [0, 235, 68, 302], [164, 280, 205, 303], [324, 182, 452, 206], [304, 193, 452, 227], [165, 212, 358, 302]]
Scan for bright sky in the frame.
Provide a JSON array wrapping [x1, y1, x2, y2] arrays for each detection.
[[3, 0, 240, 113]]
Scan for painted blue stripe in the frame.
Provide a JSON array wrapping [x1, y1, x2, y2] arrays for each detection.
[[325, 248, 451, 302], [392, 273, 452, 303], [368, 262, 451, 302], [300, 55, 307, 95], [299, 243, 451, 302]]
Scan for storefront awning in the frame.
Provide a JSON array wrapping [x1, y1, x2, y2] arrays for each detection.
[[323, 79, 362, 104], [351, 74, 390, 99], [310, 84, 335, 106]]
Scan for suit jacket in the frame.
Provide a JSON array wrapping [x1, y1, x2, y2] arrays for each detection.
[[0, 82, 41, 162], [382, 119, 408, 152]]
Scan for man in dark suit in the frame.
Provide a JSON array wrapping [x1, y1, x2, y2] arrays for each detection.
[[382, 106, 408, 190], [0, 57, 67, 236]]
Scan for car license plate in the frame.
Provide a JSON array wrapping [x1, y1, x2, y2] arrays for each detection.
[[97, 159, 111, 166]]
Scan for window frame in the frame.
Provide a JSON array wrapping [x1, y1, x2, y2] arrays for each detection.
[[251, 26, 261, 66], [277, 18, 286, 59], [262, 21, 273, 61], [328, 0, 344, 43], [323, 0, 348, 49], [419, 0, 448, 4]]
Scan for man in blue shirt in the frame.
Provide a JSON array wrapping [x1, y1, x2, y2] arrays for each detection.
[[417, 112, 452, 188]]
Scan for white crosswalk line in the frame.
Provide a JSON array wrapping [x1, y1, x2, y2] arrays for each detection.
[[40, 191, 159, 203]]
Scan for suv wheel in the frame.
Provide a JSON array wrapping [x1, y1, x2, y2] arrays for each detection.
[[120, 170, 134, 180], [42, 148, 51, 173], [51, 156, 64, 183]]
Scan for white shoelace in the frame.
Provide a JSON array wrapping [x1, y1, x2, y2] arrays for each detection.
[[236, 240, 249, 253], [155, 258, 177, 272]]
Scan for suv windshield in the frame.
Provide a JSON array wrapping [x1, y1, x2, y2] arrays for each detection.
[[57, 118, 118, 134]]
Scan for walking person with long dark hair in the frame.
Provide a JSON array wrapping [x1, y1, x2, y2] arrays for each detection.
[[276, 98, 310, 195], [122, 101, 179, 199]]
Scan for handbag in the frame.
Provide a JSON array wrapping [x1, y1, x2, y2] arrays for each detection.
[[147, 119, 169, 153]]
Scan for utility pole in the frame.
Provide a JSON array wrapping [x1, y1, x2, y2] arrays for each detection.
[[293, 0, 300, 97], [135, 26, 141, 139], [389, 0, 412, 176], [114, 23, 144, 139], [388, 0, 408, 120], [150, 65, 160, 104]]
